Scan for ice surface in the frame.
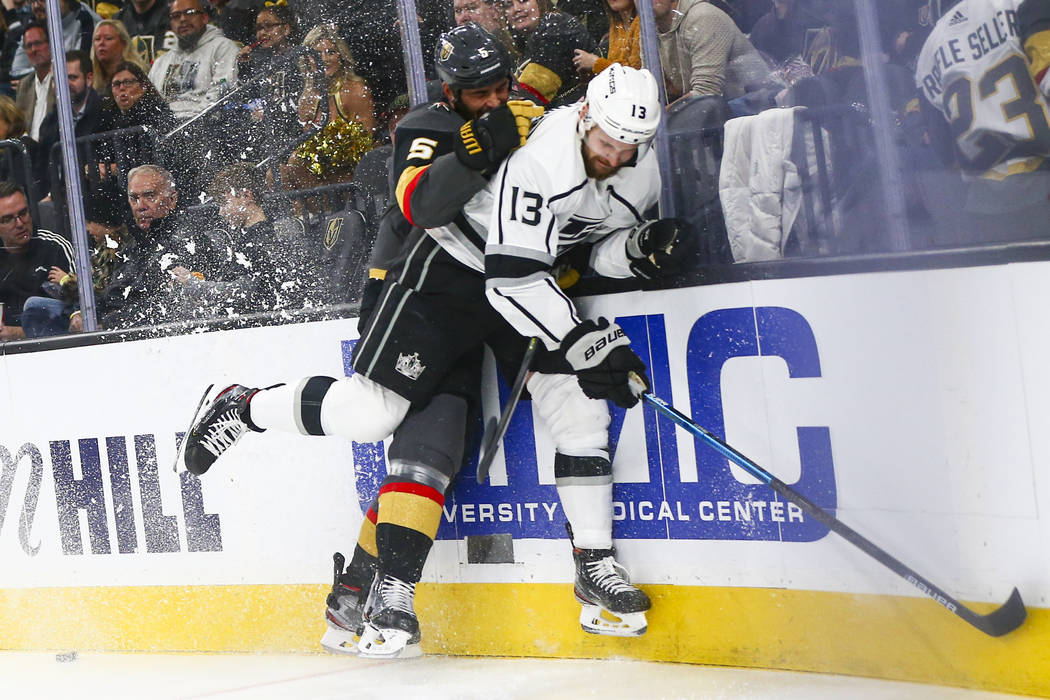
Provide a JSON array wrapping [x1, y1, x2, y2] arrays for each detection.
[[0, 652, 1032, 700]]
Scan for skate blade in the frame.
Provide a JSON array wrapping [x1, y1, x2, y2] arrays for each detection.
[[172, 383, 215, 474], [356, 624, 422, 659], [320, 625, 360, 655], [579, 605, 648, 637]]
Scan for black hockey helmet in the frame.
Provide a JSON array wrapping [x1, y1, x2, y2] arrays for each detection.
[[434, 22, 513, 92]]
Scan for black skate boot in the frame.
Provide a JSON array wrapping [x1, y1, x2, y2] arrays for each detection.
[[321, 552, 375, 655], [568, 525, 650, 636], [181, 384, 262, 475], [357, 572, 422, 659]]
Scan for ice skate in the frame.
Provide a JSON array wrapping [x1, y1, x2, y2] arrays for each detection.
[[320, 552, 374, 655], [180, 384, 260, 475], [573, 545, 651, 637], [357, 573, 422, 659]]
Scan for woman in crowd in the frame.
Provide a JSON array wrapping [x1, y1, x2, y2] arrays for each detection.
[[91, 20, 147, 98], [572, 0, 640, 75], [238, 0, 324, 156], [504, 0, 596, 104], [0, 96, 26, 139], [98, 61, 176, 132], [286, 24, 374, 188]]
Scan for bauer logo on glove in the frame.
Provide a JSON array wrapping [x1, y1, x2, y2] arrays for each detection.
[[579, 325, 627, 363], [562, 317, 650, 408]]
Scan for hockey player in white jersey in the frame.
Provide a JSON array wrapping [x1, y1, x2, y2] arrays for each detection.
[[178, 62, 688, 648], [915, 0, 1050, 240]]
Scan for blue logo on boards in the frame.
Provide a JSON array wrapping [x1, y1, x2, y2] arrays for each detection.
[[346, 307, 837, 542]]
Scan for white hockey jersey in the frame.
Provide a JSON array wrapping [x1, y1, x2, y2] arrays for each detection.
[[480, 103, 661, 350], [915, 0, 1050, 178]]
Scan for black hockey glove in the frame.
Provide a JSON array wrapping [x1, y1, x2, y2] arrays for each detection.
[[561, 317, 649, 409], [625, 217, 692, 280], [454, 104, 521, 172]]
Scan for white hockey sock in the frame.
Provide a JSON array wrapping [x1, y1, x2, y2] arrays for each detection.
[[247, 374, 410, 443], [557, 481, 613, 550]]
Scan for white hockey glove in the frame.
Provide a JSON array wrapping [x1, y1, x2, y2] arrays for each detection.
[[561, 317, 649, 409], [625, 218, 691, 280]]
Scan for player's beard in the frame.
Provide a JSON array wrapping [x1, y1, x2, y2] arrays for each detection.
[[581, 141, 620, 180]]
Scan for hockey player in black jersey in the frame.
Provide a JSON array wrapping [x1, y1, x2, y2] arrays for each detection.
[[181, 23, 542, 659], [179, 41, 689, 655]]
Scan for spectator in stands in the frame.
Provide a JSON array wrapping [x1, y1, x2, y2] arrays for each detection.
[[209, 0, 263, 46], [749, 0, 814, 65], [573, 0, 640, 75], [554, 0, 608, 45], [286, 24, 374, 188], [0, 94, 25, 138], [35, 49, 102, 197], [170, 161, 282, 316], [14, 21, 53, 140], [453, 0, 519, 59], [149, 0, 238, 122], [804, 4, 861, 76], [31, 201, 134, 334], [654, 0, 775, 103], [237, 1, 323, 156], [2, 0, 31, 29], [91, 19, 147, 98], [113, 0, 172, 65], [111, 163, 207, 325], [7, 0, 95, 81], [0, 180, 74, 340], [0, 0, 42, 83], [454, 0, 504, 33], [507, 0, 596, 105], [99, 60, 176, 132]]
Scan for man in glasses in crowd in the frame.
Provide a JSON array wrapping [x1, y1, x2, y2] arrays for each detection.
[[148, 0, 239, 122]]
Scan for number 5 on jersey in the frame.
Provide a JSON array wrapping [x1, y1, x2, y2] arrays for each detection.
[[407, 137, 439, 162]]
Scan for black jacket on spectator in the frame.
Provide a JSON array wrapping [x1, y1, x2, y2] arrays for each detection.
[[114, 0, 173, 65], [187, 218, 282, 315], [239, 44, 325, 155], [750, 9, 813, 64], [97, 90, 178, 135], [34, 88, 104, 197], [213, 0, 264, 46], [105, 208, 211, 326], [0, 231, 75, 326]]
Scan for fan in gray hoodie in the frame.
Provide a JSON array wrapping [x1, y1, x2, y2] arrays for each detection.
[[148, 2, 239, 122]]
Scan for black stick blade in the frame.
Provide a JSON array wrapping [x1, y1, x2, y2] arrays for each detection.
[[966, 587, 1026, 637]]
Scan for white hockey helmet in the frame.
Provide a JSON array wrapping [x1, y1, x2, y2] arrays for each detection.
[[582, 63, 661, 145]]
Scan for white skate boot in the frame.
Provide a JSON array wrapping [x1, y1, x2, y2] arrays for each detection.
[[572, 544, 651, 637], [320, 552, 373, 655], [357, 572, 422, 659]]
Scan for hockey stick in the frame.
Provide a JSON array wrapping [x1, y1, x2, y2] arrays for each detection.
[[633, 381, 1026, 637], [477, 337, 539, 483]]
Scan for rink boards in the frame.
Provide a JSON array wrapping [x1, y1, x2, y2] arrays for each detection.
[[0, 263, 1047, 696]]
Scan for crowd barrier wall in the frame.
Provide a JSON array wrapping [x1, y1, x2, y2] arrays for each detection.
[[0, 263, 1047, 696]]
